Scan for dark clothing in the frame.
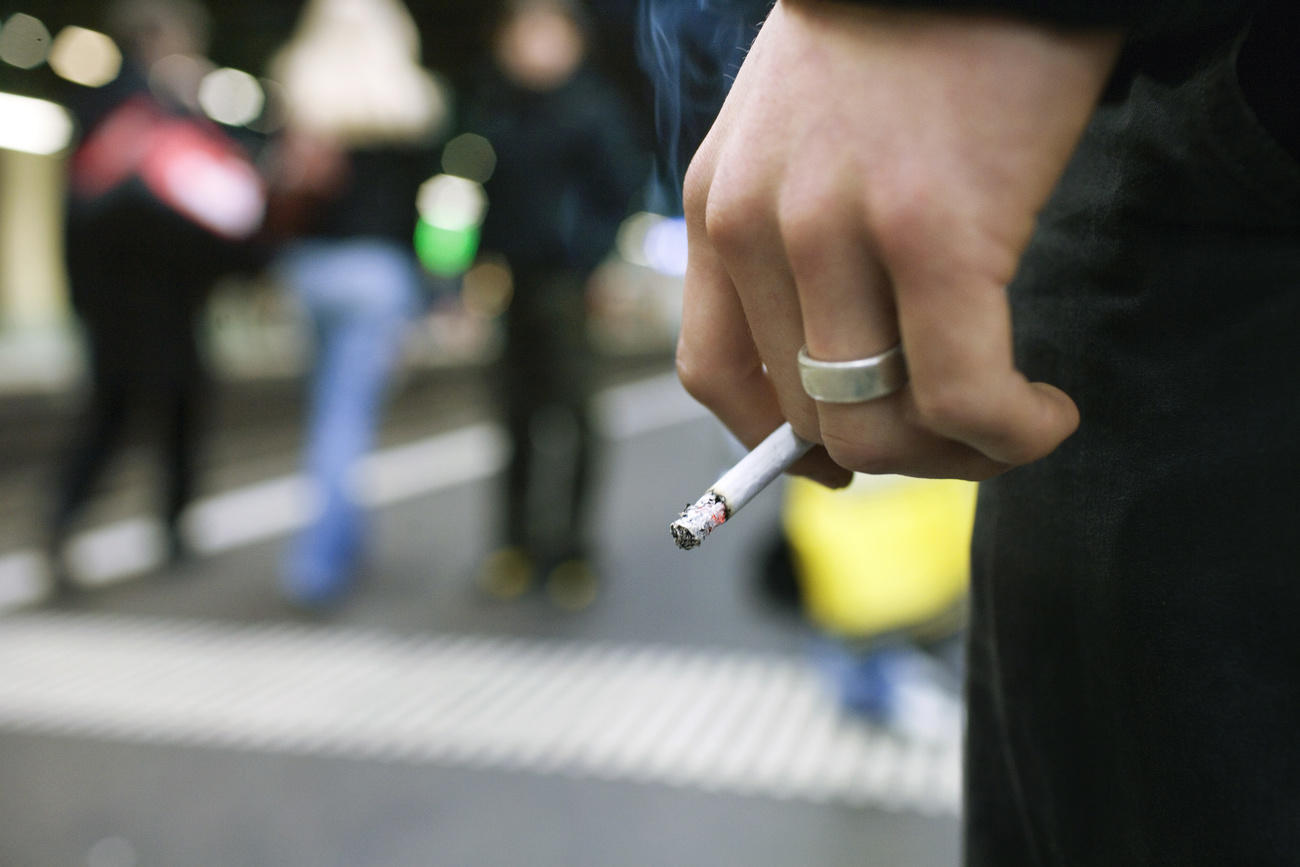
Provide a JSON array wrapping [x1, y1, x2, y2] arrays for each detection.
[[844, 1, 1297, 153], [469, 68, 646, 274], [465, 65, 645, 564], [499, 267, 596, 562], [956, 18, 1300, 867], [305, 147, 434, 248], [51, 66, 241, 546], [854, 0, 1261, 42], [53, 195, 218, 544]]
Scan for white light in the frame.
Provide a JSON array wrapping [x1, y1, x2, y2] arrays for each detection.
[[643, 216, 689, 276], [615, 212, 660, 267], [48, 26, 122, 87], [0, 13, 50, 69], [416, 174, 487, 231], [198, 67, 265, 127], [0, 92, 74, 155]]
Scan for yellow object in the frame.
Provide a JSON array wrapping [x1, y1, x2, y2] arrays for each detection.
[[783, 475, 977, 640]]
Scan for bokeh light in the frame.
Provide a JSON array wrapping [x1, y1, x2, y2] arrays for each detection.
[[0, 92, 74, 155], [616, 212, 689, 277], [414, 218, 479, 277], [414, 175, 486, 276], [49, 26, 122, 88], [461, 259, 513, 318], [643, 216, 688, 276], [416, 173, 487, 231], [247, 78, 286, 133], [615, 212, 657, 267], [198, 67, 265, 127], [149, 53, 214, 112], [0, 13, 51, 69], [441, 133, 496, 184]]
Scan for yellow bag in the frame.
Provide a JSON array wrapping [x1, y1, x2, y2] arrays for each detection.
[[782, 475, 977, 640]]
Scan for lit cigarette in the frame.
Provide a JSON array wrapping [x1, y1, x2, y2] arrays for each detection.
[[670, 422, 813, 550]]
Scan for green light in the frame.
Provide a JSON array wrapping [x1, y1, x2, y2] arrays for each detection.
[[414, 217, 479, 276]]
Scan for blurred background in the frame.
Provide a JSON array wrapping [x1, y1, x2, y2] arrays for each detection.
[[0, 1, 969, 864]]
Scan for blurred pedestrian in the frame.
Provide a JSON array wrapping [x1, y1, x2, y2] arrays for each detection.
[[465, 0, 646, 609], [267, 0, 446, 607], [47, 0, 263, 591]]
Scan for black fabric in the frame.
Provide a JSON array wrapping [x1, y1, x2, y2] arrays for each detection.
[[828, 0, 1296, 128], [311, 146, 437, 247], [497, 268, 597, 564], [467, 67, 648, 273], [829, 0, 1262, 41], [464, 58, 643, 563], [1237, 1, 1300, 161], [53, 198, 219, 540], [51, 61, 239, 544], [967, 24, 1300, 865]]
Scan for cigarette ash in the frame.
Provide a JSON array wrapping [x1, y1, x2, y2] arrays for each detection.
[[670, 491, 728, 550]]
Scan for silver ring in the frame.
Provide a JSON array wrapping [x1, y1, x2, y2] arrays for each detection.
[[797, 343, 908, 404]]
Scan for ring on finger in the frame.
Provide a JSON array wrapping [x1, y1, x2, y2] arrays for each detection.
[[797, 343, 908, 404]]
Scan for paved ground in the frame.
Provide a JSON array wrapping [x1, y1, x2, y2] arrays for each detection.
[[0, 364, 962, 867]]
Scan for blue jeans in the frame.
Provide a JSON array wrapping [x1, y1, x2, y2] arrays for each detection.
[[279, 239, 420, 603]]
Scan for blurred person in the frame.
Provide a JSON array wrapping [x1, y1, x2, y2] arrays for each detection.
[[47, 0, 262, 590], [677, 0, 1300, 863], [266, 0, 445, 607], [465, 0, 646, 610], [763, 474, 973, 743]]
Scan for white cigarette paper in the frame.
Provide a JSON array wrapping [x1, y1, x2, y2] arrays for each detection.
[[670, 422, 814, 550]]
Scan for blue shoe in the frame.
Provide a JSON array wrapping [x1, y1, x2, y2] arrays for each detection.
[[281, 512, 362, 607], [814, 640, 964, 744]]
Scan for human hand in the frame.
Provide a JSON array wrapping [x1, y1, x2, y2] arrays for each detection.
[[677, 0, 1121, 483]]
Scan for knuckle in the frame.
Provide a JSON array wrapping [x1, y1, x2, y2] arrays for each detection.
[[675, 346, 713, 405], [868, 171, 938, 264], [911, 380, 984, 434], [821, 429, 894, 476], [911, 381, 1045, 465], [703, 185, 763, 255], [779, 196, 840, 273], [682, 155, 712, 222], [786, 414, 823, 450], [675, 343, 743, 411]]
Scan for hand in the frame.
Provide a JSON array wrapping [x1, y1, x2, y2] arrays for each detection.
[[677, 0, 1121, 483]]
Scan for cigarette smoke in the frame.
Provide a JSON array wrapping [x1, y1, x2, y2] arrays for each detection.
[[636, 0, 771, 212]]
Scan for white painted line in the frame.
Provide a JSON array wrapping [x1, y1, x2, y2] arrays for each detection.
[[0, 613, 961, 816], [0, 375, 707, 611], [357, 422, 509, 508], [67, 518, 164, 587], [0, 551, 46, 608], [592, 371, 708, 439], [186, 476, 312, 554]]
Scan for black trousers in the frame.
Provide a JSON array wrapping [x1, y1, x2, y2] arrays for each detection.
[[497, 267, 596, 565], [965, 29, 1300, 866], [52, 203, 213, 541]]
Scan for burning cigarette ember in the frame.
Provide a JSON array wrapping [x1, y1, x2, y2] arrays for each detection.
[[669, 423, 813, 550], [670, 491, 728, 550]]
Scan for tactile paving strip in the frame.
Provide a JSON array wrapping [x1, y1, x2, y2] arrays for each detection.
[[0, 613, 961, 815]]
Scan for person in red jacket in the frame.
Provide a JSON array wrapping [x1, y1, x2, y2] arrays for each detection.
[[678, 0, 1300, 862], [47, 0, 256, 588]]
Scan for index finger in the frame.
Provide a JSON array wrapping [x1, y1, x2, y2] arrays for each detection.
[[678, 152, 851, 488]]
